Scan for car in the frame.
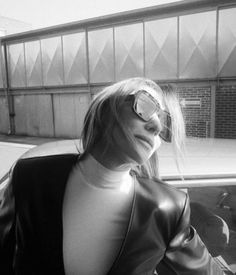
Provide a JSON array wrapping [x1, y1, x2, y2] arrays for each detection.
[[0, 138, 236, 274]]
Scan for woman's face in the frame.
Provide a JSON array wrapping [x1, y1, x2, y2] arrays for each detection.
[[112, 85, 165, 166]]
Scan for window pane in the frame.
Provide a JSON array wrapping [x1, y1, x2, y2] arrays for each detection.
[[145, 17, 177, 80], [8, 43, 26, 87], [88, 28, 114, 83], [0, 46, 4, 88], [25, 40, 43, 87], [41, 36, 63, 86], [63, 32, 88, 85], [115, 23, 143, 80], [179, 11, 216, 78], [218, 7, 236, 77]]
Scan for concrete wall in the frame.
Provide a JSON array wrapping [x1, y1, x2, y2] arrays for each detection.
[[2, 88, 91, 138], [0, 94, 10, 133], [1, 83, 236, 139]]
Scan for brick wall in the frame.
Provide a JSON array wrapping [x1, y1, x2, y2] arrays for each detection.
[[215, 86, 236, 139], [177, 87, 211, 138]]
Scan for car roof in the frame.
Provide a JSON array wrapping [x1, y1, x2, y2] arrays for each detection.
[[21, 139, 82, 159]]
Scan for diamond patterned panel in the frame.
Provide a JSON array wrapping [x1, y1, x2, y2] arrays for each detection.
[[179, 11, 217, 78], [145, 17, 177, 80], [0, 46, 4, 88], [25, 40, 43, 87], [63, 32, 88, 84], [218, 8, 236, 77], [41, 36, 64, 85], [88, 28, 114, 83], [115, 23, 143, 80], [8, 43, 26, 87], [0, 68, 2, 88]]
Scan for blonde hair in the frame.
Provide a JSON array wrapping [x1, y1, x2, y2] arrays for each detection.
[[81, 77, 185, 179]]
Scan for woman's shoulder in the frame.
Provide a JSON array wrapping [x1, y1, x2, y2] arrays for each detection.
[[16, 152, 79, 170], [12, 153, 79, 192]]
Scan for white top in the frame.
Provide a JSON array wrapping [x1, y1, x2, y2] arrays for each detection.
[[62, 154, 134, 275]]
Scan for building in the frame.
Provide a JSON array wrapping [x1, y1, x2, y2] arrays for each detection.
[[0, 0, 235, 139]]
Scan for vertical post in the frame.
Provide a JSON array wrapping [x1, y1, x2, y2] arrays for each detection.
[[177, 16, 180, 80], [113, 26, 116, 82], [210, 84, 216, 138], [2, 43, 15, 134], [50, 93, 56, 137], [143, 21, 146, 78], [85, 28, 91, 99]]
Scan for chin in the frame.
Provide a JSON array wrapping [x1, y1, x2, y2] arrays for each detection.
[[128, 148, 153, 165], [118, 138, 159, 166]]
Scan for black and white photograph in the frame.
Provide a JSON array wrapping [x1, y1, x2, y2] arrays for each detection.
[[0, 0, 236, 274]]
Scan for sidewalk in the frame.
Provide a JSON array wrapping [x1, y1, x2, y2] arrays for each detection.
[[0, 134, 63, 146]]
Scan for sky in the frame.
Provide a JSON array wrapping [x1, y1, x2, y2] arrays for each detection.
[[0, 0, 182, 29]]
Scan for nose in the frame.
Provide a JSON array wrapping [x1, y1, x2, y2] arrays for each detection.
[[144, 114, 162, 136]]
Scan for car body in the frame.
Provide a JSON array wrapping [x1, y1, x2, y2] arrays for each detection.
[[0, 138, 236, 274]]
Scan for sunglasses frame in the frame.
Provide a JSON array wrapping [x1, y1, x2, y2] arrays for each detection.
[[126, 90, 172, 142]]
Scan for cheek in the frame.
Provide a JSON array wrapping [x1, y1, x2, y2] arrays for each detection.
[[146, 136, 161, 159], [154, 136, 162, 150]]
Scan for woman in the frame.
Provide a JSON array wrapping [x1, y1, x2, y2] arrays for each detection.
[[0, 77, 225, 274]]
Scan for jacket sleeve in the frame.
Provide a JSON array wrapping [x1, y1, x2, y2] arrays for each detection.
[[0, 164, 16, 275], [156, 193, 226, 275]]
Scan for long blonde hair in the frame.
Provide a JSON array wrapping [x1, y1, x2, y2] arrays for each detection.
[[81, 77, 185, 179]]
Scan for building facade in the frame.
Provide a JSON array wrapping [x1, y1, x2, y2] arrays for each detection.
[[0, 0, 235, 139]]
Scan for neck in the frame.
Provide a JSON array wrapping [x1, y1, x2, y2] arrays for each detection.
[[89, 140, 134, 172]]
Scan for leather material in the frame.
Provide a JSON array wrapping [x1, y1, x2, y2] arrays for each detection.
[[0, 164, 16, 275], [0, 153, 224, 275]]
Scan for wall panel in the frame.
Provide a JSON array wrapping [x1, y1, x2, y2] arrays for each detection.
[[0, 68, 3, 88], [63, 32, 88, 84], [115, 23, 144, 80], [53, 93, 90, 138], [14, 94, 54, 136], [145, 17, 177, 80], [0, 46, 4, 88], [0, 95, 9, 133], [25, 40, 43, 87], [218, 7, 236, 77], [179, 11, 216, 78], [88, 28, 114, 83], [41, 37, 64, 85], [8, 43, 26, 87]]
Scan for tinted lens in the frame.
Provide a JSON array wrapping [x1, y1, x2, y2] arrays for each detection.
[[159, 111, 172, 142], [134, 92, 157, 121], [130, 90, 172, 142]]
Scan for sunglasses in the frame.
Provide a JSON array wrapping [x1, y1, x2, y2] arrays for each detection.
[[126, 90, 172, 142]]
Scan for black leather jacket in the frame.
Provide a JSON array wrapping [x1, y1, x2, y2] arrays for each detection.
[[0, 152, 224, 275]]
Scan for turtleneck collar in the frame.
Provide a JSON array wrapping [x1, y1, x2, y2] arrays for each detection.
[[78, 154, 132, 189]]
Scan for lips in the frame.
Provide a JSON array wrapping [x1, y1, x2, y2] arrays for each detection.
[[135, 134, 154, 148]]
